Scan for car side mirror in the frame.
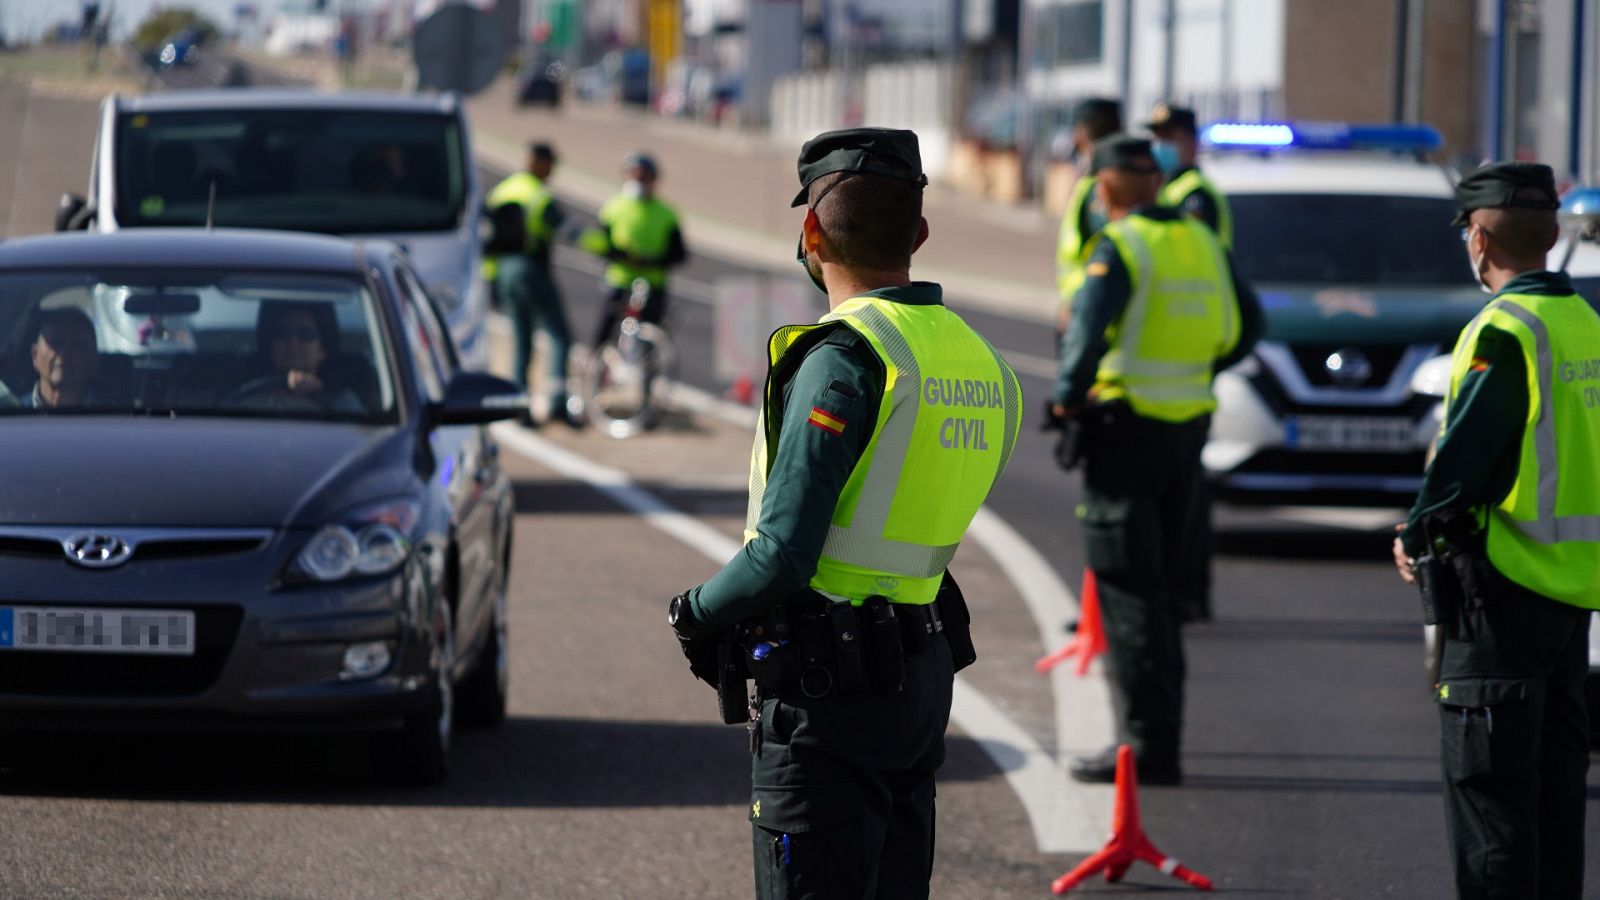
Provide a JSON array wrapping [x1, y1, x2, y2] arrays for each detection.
[[55, 193, 90, 232], [430, 371, 526, 426]]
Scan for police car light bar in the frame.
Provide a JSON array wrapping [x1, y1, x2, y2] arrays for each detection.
[[1201, 121, 1443, 154]]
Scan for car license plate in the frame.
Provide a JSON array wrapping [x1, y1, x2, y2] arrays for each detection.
[[1286, 416, 1415, 452], [0, 607, 195, 656]]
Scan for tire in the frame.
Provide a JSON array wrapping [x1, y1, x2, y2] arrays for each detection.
[[457, 566, 509, 729], [376, 603, 454, 785]]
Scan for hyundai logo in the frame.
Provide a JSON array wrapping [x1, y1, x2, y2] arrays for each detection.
[[1324, 348, 1373, 386], [63, 533, 133, 569]]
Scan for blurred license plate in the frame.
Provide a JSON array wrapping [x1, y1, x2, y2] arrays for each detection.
[[0, 607, 195, 656], [1286, 416, 1414, 452]]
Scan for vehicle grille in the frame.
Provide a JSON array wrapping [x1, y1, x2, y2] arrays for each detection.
[[1235, 449, 1428, 477], [0, 607, 243, 697], [0, 537, 264, 563], [1288, 344, 1410, 388]]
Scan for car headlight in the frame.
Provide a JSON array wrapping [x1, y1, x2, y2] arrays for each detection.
[[292, 499, 419, 582]]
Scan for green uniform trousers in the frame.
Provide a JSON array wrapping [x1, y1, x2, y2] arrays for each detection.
[[749, 635, 953, 900], [1436, 568, 1589, 900], [1078, 405, 1209, 764], [495, 254, 571, 398]]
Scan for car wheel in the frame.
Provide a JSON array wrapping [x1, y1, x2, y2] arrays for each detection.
[[377, 602, 454, 785], [457, 568, 508, 729]]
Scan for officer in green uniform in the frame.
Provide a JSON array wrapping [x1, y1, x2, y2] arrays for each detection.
[[666, 128, 1022, 899], [1144, 104, 1231, 247], [484, 143, 578, 427], [1392, 162, 1595, 900], [581, 153, 688, 351], [1055, 98, 1123, 340], [1145, 103, 1233, 624], [1051, 135, 1263, 785]]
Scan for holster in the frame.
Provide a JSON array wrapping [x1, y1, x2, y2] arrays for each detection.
[[938, 571, 977, 673], [716, 636, 750, 725], [1416, 511, 1491, 642]]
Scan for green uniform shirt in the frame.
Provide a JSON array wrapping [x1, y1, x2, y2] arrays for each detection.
[[1051, 206, 1265, 408], [1398, 271, 1586, 556], [687, 284, 946, 632]]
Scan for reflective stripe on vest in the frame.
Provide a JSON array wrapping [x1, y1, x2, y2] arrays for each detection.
[[1092, 215, 1239, 423], [1446, 293, 1600, 609], [1056, 175, 1097, 301], [743, 296, 1022, 605], [1159, 169, 1233, 249]]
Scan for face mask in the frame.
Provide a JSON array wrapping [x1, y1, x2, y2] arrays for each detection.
[[1465, 226, 1493, 294], [1151, 141, 1181, 176], [796, 233, 827, 294], [623, 180, 646, 200]]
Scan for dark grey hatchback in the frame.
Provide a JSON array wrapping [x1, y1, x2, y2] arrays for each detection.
[[0, 229, 523, 783]]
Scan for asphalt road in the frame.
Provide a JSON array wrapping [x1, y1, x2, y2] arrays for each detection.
[[0, 64, 1595, 898]]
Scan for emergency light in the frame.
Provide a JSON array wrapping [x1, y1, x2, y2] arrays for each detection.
[[1201, 121, 1443, 154]]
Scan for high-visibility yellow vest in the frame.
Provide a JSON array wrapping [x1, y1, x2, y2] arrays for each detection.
[[1160, 167, 1233, 250], [1090, 214, 1240, 423], [1056, 174, 1098, 303], [1445, 290, 1600, 609], [579, 195, 680, 289], [485, 171, 557, 253], [744, 295, 1022, 605]]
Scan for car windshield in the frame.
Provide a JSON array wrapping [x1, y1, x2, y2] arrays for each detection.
[[1230, 194, 1473, 286], [0, 269, 397, 423], [1571, 276, 1600, 307], [114, 109, 466, 234]]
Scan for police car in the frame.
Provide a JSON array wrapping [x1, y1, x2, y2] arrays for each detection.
[[1199, 123, 1483, 507]]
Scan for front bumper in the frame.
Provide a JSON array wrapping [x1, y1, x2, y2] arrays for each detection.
[[0, 543, 434, 733]]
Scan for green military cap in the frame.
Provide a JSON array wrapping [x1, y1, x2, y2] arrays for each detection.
[[1143, 103, 1198, 134], [791, 127, 930, 207], [1090, 133, 1158, 175], [1451, 161, 1560, 226], [1072, 97, 1122, 128]]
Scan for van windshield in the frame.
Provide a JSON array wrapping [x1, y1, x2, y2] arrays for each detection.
[[114, 108, 465, 234]]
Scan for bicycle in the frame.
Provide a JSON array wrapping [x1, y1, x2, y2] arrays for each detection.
[[577, 277, 677, 438]]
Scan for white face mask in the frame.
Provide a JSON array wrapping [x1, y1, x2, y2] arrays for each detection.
[[1465, 225, 1493, 294], [623, 180, 646, 200]]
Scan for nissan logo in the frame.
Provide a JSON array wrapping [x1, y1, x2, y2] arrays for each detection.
[[63, 533, 133, 569], [1325, 348, 1373, 386]]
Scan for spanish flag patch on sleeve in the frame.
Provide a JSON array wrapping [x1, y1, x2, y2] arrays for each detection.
[[807, 407, 847, 436], [1469, 357, 1490, 373]]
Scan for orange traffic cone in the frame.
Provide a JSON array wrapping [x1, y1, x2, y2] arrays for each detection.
[[1035, 568, 1107, 676], [1050, 745, 1213, 893]]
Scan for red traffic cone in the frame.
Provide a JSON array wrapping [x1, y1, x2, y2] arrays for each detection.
[[1050, 745, 1213, 893], [1034, 569, 1107, 676], [725, 375, 756, 406]]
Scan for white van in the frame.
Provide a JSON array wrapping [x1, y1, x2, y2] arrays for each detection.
[[58, 89, 490, 370]]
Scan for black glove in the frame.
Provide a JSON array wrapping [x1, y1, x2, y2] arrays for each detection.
[[668, 593, 720, 687], [1040, 399, 1066, 432]]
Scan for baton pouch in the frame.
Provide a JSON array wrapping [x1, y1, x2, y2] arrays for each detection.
[[1413, 552, 1457, 627], [829, 602, 868, 698], [717, 638, 750, 725], [862, 596, 905, 693], [937, 571, 978, 673]]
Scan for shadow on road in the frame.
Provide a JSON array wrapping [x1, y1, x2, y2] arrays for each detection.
[[0, 716, 1000, 807], [513, 477, 747, 517], [1214, 527, 1394, 561], [1185, 617, 1420, 645]]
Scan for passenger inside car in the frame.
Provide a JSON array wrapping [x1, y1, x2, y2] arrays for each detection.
[[23, 308, 103, 408], [225, 301, 366, 413]]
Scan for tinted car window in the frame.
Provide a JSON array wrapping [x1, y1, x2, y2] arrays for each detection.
[[115, 109, 465, 234], [1230, 194, 1472, 286], [0, 270, 396, 421], [393, 270, 447, 403]]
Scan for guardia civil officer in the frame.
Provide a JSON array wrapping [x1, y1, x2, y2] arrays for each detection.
[[1144, 104, 1231, 247], [1051, 135, 1263, 785], [1055, 98, 1123, 338], [1392, 162, 1596, 900], [484, 143, 579, 427], [581, 153, 688, 352], [666, 128, 1022, 899], [1145, 103, 1233, 624]]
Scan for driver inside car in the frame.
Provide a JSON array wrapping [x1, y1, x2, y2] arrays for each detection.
[[23, 308, 102, 409], [229, 301, 363, 413]]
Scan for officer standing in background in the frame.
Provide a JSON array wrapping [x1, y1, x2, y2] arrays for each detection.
[[582, 153, 688, 352], [484, 142, 579, 427], [1051, 136, 1263, 785], [1055, 98, 1124, 341], [667, 128, 1021, 899], [1392, 162, 1595, 900], [1145, 104, 1232, 247], [1145, 103, 1233, 624]]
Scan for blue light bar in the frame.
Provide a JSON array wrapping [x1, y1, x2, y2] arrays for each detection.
[[1201, 121, 1443, 154]]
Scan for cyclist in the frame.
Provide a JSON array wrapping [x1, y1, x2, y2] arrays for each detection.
[[580, 153, 688, 352]]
